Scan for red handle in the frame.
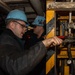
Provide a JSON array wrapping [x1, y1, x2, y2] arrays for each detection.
[[58, 36, 65, 39]]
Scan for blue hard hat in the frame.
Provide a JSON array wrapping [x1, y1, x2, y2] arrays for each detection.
[[32, 16, 45, 26], [6, 9, 29, 26]]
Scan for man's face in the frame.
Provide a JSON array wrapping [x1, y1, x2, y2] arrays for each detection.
[[12, 20, 27, 38], [33, 26, 42, 34]]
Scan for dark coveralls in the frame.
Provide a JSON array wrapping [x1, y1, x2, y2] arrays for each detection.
[[23, 30, 46, 75], [24, 30, 45, 49], [0, 29, 47, 75]]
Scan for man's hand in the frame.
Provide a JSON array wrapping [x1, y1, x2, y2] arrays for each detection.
[[42, 36, 63, 48]]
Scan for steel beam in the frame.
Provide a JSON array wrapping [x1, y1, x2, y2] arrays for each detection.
[[47, 2, 75, 11]]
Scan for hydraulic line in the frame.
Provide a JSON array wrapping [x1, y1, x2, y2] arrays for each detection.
[[67, 43, 74, 75], [67, 0, 74, 74], [61, 60, 64, 75]]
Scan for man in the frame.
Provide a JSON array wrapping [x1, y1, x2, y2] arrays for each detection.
[[32, 16, 45, 39], [24, 16, 46, 75], [0, 9, 63, 75], [24, 16, 45, 49]]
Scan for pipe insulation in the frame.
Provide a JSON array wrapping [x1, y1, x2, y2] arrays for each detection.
[[29, 0, 44, 16]]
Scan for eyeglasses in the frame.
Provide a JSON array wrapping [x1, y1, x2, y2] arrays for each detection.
[[13, 21, 28, 29]]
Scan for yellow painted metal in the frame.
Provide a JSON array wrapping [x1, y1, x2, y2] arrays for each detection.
[[58, 60, 69, 75], [46, 9, 75, 75], [46, 9, 55, 74], [46, 10, 54, 23], [46, 28, 55, 39], [64, 66, 69, 75], [57, 48, 75, 58], [58, 16, 75, 20], [57, 48, 75, 75], [46, 10, 55, 38], [46, 1, 75, 75], [46, 54, 55, 74]]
